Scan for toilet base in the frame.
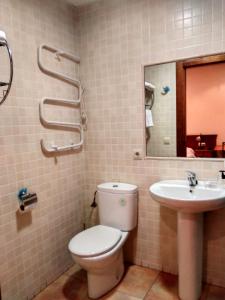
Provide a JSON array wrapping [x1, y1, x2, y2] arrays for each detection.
[[70, 231, 129, 299], [87, 250, 124, 299]]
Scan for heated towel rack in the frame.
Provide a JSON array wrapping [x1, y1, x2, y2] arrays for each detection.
[[38, 44, 86, 154]]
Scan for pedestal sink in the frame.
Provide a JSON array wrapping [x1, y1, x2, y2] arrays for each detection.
[[149, 180, 225, 300]]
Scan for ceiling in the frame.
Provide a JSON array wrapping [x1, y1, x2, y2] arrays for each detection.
[[67, 0, 98, 6]]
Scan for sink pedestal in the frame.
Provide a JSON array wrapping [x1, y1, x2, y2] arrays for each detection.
[[178, 212, 203, 300], [150, 179, 225, 300]]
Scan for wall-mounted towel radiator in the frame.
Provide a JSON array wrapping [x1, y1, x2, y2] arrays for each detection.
[[38, 44, 86, 154]]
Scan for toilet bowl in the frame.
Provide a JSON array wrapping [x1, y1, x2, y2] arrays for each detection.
[[68, 182, 138, 299], [69, 225, 129, 298]]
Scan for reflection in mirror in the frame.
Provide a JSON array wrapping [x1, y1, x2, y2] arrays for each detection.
[[144, 54, 225, 159], [145, 62, 176, 157], [186, 63, 225, 158]]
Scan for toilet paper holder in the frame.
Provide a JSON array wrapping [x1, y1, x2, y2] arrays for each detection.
[[17, 188, 38, 213]]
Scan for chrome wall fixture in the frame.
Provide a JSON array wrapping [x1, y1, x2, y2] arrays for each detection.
[[38, 44, 87, 154], [39, 97, 83, 153], [0, 30, 13, 106]]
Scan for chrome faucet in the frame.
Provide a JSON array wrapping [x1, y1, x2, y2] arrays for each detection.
[[186, 170, 198, 187]]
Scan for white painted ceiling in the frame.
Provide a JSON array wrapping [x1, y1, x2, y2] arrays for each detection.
[[67, 0, 98, 6]]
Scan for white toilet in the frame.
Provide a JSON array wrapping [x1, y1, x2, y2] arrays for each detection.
[[68, 182, 138, 299]]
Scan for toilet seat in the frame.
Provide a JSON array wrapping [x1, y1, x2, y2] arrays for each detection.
[[68, 225, 122, 257]]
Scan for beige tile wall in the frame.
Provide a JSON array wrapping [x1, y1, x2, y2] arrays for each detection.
[[78, 0, 225, 288], [1, 0, 225, 299], [0, 1, 85, 299]]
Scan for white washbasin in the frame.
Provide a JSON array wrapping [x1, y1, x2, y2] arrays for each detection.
[[150, 180, 225, 213], [150, 178, 225, 300]]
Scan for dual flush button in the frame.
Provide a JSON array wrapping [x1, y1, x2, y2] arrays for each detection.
[[112, 184, 126, 206]]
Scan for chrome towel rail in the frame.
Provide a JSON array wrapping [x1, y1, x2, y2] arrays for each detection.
[[39, 97, 82, 128], [41, 138, 83, 153], [38, 44, 86, 154], [38, 44, 80, 88]]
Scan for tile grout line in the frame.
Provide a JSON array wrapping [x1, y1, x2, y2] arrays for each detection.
[[114, 290, 143, 300], [142, 270, 162, 300]]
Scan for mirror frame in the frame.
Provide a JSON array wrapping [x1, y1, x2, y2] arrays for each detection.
[[142, 52, 225, 162]]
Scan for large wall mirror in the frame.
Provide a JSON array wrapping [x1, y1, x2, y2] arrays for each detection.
[[144, 53, 225, 159]]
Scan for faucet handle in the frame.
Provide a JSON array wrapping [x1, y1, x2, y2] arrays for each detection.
[[186, 170, 196, 177], [186, 170, 198, 187]]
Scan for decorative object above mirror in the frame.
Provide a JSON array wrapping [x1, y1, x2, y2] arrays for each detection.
[[144, 53, 225, 159]]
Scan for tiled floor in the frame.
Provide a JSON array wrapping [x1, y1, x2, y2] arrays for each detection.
[[34, 264, 225, 300]]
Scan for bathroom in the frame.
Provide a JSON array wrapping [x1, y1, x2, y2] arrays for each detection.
[[1, 0, 225, 299]]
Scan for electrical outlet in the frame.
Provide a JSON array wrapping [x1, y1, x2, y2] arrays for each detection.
[[163, 137, 171, 145]]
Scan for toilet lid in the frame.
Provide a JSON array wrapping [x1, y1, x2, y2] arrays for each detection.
[[68, 225, 122, 257]]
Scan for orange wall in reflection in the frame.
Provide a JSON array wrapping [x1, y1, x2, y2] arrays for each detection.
[[186, 63, 225, 145]]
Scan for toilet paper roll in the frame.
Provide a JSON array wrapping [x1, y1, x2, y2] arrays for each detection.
[[19, 202, 37, 214], [18, 193, 38, 214]]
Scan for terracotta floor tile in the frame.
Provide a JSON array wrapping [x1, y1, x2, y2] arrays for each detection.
[[100, 290, 142, 300], [144, 272, 179, 300], [64, 264, 87, 282], [200, 284, 210, 300], [62, 276, 88, 299], [34, 265, 225, 300], [34, 285, 66, 300], [116, 265, 159, 299], [206, 285, 225, 300], [34, 274, 88, 300]]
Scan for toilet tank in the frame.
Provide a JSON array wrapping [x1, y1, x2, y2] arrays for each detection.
[[97, 182, 138, 231]]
